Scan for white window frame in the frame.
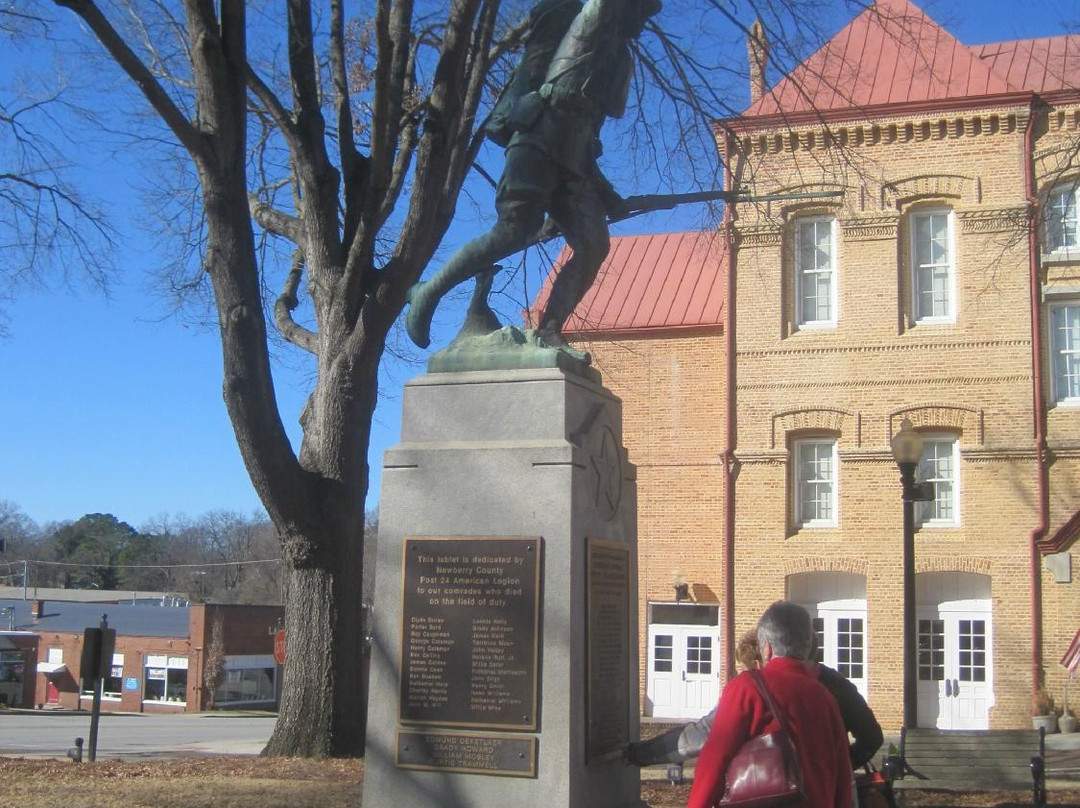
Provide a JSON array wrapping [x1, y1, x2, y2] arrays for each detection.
[[143, 654, 189, 704], [1050, 301, 1080, 406], [793, 438, 839, 528], [916, 434, 960, 528], [795, 216, 838, 328], [1044, 183, 1079, 257], [910, 208, 957, 324]]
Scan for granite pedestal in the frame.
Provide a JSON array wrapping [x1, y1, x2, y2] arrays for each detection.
[[362, 367, 642, 808]]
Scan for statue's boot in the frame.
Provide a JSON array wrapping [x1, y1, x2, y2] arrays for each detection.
[[535, 323, 590, 364], [405, 281, 437, 348]]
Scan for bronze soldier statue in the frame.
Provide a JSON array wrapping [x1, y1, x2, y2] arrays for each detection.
[[405, 0, 662, 356]]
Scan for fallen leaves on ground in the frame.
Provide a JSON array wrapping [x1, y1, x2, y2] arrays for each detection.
[[3, 756, 1079, 808], [0, 756, 362, 808]]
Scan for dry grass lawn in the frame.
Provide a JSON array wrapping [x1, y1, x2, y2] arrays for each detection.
[[2, 756, 1079, 808], [0, 757, 362, 808]]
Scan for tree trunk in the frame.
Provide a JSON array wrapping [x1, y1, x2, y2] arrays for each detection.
[[263, 518, 368, 757]]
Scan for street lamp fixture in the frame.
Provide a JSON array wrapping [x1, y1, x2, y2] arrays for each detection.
[[890, 418, 935, 730], [671, 570, 689, 604]]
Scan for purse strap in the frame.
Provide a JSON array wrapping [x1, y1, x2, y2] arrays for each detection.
[[747, 667, 793, 736]]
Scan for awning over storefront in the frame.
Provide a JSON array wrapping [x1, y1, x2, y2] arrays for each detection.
[[1062, 627, 1080, 674], [36, 662, 67, 675]]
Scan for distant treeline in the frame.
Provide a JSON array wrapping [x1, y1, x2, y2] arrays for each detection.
[[0, 501, 286, 604]]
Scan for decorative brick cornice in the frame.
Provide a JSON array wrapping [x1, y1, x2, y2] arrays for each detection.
[[841, 215, 899, 241], [889, 405, 985, 445], [735, 450, 787, 466], [738, 374, 1030, 392], [771, 407, 859, 448], [963, 448, 1040, 463], [915, 557, 993, 576], [840, 450, 901, 464], [957, 206, 1029, 235], [1046, 106, 1080, 134], [737, 339, 1031, 361], [733, 222, 782, 248], [731, 109, 1029, 158], [884, 173, 973, 206], [782, 557, 870, 577]]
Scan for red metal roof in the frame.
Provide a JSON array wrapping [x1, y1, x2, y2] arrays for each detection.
[[532, 231, 726, 335], [742, 0, 1020, 118], [975, 36, 1080, 95]]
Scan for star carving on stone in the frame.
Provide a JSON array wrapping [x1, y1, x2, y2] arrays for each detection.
[[590, 426, 622, 520]]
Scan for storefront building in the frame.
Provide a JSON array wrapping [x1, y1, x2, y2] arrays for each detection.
[[0, 598, 283, 713]]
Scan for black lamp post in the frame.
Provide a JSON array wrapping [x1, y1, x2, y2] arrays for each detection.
[[890, 418, 935, 729]]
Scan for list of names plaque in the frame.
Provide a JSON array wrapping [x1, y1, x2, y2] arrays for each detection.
[[400, 537, 541, 730], [586, 539, 631, 761]]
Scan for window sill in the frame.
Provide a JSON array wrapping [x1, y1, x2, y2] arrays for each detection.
[[795, 322, 837, 331], [913, 317, 957, 326], [1042, 251, 1080, 266]]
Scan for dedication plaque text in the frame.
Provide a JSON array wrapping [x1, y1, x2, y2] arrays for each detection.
[[396, 730, 537, 777], [586, 539, 631, 761], [400, 536, 542, 730]]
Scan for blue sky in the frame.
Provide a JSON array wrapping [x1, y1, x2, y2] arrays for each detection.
[[0, 0, 1071, 530]]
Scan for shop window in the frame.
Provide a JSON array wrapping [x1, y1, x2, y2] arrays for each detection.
[[0, 651, 26, 707], [144, 655, 188, 703], [82, 654, 124, 699], [214, 667, 276, 705]]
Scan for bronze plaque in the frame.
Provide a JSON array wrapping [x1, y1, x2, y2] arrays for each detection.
[[586, 539, 631, 761], [396, 730, 537, 777], [400, 537, 542, 730]]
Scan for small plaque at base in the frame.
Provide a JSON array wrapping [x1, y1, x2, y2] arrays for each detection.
[[396, 730, 537, 777]]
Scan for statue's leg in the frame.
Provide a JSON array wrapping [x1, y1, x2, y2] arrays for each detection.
[[405, 146, 550, 349], [537, 177, 610, 341]]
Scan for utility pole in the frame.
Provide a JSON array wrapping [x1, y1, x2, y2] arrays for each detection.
[[23, 559, 28, 600]]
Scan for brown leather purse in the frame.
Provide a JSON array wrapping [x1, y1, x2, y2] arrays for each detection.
[[719, 668, 806, 807]]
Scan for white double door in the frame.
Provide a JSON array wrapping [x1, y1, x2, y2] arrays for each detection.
[[646, 624, 720, 719], [916, 603, 992, 729]]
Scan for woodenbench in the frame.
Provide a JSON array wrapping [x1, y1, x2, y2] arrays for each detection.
[[893, 727, 1044, 798]]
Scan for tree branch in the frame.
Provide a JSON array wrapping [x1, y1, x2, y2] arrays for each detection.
[[274, 250, 319, 354], [50, 0, 206, 161], [248, 194, 305, 245]]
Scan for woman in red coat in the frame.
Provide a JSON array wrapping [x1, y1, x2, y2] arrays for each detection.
[[686, 601, 852, 808]]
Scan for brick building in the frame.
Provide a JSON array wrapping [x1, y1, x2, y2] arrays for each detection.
[[544, 0, 1080, 730], [0, 597, 282, 712]]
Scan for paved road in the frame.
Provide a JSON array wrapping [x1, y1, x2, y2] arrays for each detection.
[[0, 711, 275, 759]]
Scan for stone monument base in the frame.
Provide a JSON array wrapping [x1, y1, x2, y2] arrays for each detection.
[[362, 367, 642, 808]]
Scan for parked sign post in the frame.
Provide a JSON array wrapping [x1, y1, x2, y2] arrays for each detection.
[[79, 615, 116, 762]]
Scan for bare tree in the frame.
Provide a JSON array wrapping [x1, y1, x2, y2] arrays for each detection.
[[0, 10, 115, 336], [22, 0, 859, 757]]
